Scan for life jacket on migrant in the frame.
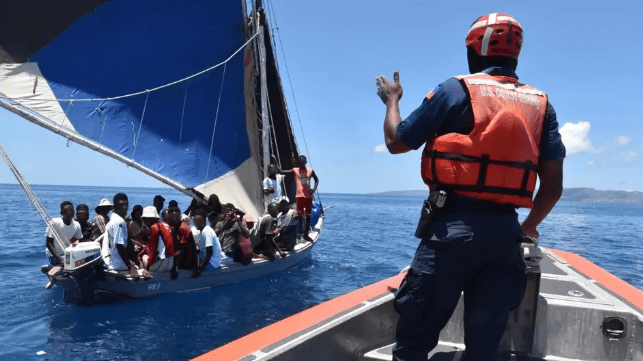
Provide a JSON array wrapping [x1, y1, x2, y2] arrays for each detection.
[[421, 73, 548, 208]]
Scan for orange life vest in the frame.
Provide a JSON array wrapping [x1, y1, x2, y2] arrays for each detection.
[[421, 73, 548, 208]]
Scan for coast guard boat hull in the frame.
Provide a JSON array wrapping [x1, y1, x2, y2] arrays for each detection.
[[197, 247, 643, 361], [41, 217, 323, 302]]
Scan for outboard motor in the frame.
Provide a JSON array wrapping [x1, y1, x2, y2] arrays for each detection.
[[64, 240, 102, 304], [42, 239, 103, 304]]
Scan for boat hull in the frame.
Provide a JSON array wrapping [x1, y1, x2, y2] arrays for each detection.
[[43, 216, 324, 301]]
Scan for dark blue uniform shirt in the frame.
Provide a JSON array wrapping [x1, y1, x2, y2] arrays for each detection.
[[396, 67, 566, 162]]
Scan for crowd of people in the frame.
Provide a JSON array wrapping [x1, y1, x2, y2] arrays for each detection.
[[44, 155, 320, 280]]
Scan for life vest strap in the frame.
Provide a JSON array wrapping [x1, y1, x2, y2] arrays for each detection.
[[424, 150, 538, 171], [424, 179, 534, 198], [426, 150, 536, 198]]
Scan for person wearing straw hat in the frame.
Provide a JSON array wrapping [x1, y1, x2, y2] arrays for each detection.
[[91, 198, 113, 241]]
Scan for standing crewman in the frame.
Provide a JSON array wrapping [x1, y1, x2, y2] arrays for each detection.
[[377, 13, 566, 361]]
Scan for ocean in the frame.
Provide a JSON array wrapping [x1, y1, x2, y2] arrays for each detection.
[[0, 184, 641, 360]]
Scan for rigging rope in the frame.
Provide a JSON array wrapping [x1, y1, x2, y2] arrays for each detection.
[[131, 91, 149, 160], [8, 32, 259, 103], [0, 146, 69, 252], [266, 0, 323, 206], [205, 63, 228, 182]]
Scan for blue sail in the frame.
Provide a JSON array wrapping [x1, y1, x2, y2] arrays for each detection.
[[0, 0, 307, 215], [27, 0, 249, 186]]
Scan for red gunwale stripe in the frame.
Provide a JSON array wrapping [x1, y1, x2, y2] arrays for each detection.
[[551, 249, 643, 311], [193, 272, 406, 361]]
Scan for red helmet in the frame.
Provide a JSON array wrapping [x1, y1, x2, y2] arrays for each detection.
[[466, 13, 523, 60]]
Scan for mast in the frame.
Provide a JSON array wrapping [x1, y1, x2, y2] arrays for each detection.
[[257, 1, 270, 184]]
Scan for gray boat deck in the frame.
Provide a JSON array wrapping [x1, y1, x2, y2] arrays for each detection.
[[215, 248, 643, 361]]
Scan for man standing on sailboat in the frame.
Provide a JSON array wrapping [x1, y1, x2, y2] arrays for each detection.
[[378, 13, 565, 361], [273, 155, 319, 242]]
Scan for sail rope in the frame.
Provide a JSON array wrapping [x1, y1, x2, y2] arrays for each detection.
[[265, 0, 323, 206], [7, 32, 259, 104], [264, 0, 296, 159], [0, 146, 69, 252], [205, 63, 228, 181], [131, 91, 149, 160], [267, 98, 289, 199], [177, 87, 188, 179]]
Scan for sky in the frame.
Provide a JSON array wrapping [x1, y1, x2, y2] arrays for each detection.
[[1, 0, 642, 194]]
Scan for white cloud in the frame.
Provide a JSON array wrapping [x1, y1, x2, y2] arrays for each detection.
[[559, 121, 593, 156], [616, 136, 631, 146], [616, 150, 637, 162], [587, 159, 595, 166], [373, 144, 388, 154]]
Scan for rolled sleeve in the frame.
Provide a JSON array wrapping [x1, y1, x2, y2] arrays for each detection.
[[539, 101, 567, 162], [396, 78, 471, 150]]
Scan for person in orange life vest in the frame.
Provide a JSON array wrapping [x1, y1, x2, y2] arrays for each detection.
[[167, 206, 197, 276], [141, 206, 176, 273], [378, 13, 565, 361], [273, 154, 319, 242]]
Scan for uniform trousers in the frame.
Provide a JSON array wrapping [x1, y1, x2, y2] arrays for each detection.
[[392, 202, 527, 361]]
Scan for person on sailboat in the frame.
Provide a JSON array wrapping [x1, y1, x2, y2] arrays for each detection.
[[101, 193, 151, 279], [255, 202, 287, 261], [378, 13, 565, 361], [153, 195, 165, 217], [191, 210, 223, 278], [263, 159, 288, 205], [45, 201, 84, 265], [272, 155, 318, 242], [275, 199, 298, 251], [128, 205, 148, 264], [91, 198, 112, 241], [74, 203, 92, 242], [140, 206, 176, 273], [168, 206, 198, 272]]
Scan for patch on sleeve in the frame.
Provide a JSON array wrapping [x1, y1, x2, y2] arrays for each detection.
[[426, 85, 440, 100]]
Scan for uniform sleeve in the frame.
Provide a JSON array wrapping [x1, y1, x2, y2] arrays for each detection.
[[538, 101, 567, 162], [396, 78, 472, 150]]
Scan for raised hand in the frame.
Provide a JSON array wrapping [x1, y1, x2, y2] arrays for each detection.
[[376, 71, 403, 104]]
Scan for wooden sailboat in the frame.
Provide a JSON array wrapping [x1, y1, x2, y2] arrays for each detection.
[[0, 0, 323, 303]]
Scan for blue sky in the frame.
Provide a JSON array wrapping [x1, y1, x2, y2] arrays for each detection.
[[1, 0, 642, 194]]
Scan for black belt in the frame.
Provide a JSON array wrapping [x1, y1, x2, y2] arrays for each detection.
[[440, 195, 517, 215]]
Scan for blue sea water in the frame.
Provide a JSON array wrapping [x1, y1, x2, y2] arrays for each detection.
[[0, 184, 642, 360]]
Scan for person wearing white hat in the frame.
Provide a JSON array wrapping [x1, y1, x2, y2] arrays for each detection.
[[91, 198, 113, 241], [139, 205, 176, 274]]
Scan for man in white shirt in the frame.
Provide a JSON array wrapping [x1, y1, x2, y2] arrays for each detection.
[[45, 201, 84, 265], [191, 210, 223, 278], [263, 162, 288, 205], [101, 193, 150, 279]]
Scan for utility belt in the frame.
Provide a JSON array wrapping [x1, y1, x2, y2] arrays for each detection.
[[415, 189, 517, 239]]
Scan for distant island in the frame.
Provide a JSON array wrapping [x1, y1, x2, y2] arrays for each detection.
[[372, 187, 643, 204]]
